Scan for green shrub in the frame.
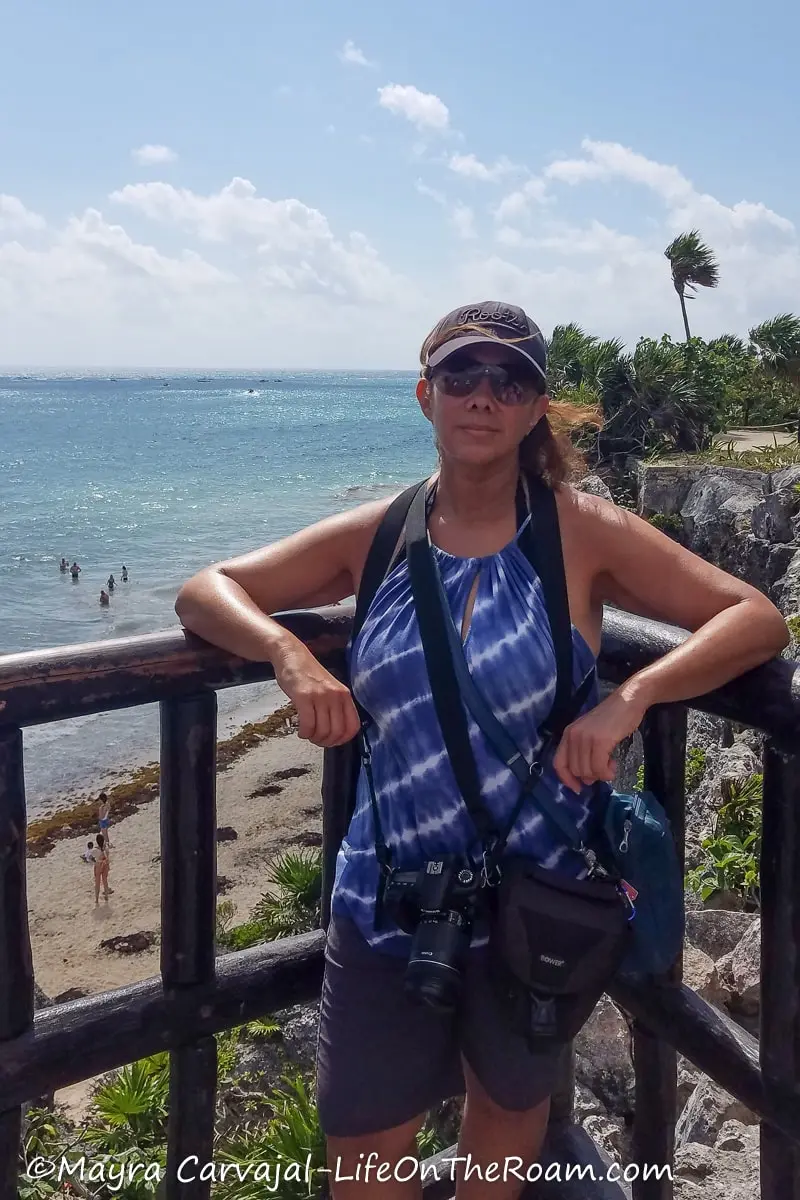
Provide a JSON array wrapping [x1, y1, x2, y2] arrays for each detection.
[[686, 773, 762, 907], [227, 920, 272, 950], [252, 849, 323, 940], [647, 512, 684, 538], [685, 746, 707, 793]]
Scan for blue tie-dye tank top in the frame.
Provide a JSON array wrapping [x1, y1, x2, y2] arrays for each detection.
[[330, 516, 600, 954]]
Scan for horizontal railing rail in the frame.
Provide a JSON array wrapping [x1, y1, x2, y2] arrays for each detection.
[[1, 606, 799, 1200], [1, 603, 797, 737]]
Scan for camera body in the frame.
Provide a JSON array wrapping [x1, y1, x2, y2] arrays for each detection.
[[382, 857, 480, 1012]]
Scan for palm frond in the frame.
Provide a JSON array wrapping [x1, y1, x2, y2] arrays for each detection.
[[664, 230, 720, 294]]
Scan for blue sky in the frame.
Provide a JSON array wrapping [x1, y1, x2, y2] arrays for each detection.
[[2, 0, 800, 367]]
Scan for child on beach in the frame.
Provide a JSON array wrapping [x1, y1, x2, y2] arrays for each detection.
[[90, 833, 112, 904]]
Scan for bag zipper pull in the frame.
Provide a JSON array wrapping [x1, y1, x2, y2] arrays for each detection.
[[619, 819, 632, 853]]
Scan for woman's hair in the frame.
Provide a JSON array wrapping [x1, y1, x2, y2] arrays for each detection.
[[96, 832, 105, 850], [419, 320, 602, 488]]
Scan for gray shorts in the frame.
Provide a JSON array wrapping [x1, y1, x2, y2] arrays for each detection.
[[316, 910, 564, 1138]]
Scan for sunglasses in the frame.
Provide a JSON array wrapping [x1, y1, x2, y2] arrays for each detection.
[[430, 361, 540, 406]]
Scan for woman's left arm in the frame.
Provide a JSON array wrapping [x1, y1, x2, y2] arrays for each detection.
[[553, 495, 790, 792]]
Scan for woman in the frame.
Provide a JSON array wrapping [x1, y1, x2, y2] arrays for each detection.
[[175, 301, 788, 1198], [91, 832, 112, 904]]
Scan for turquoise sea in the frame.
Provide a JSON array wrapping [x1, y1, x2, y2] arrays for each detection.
[[0, 371, 436, 813]]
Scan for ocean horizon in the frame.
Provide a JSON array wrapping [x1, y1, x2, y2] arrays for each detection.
[[1, 370, 437, 814]]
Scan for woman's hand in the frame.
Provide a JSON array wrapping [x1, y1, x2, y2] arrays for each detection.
[[273, 640, 361, 748], [551, 688, 648, 793]]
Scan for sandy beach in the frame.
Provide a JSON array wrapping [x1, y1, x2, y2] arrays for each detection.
[[27, 720, 324, 1002]]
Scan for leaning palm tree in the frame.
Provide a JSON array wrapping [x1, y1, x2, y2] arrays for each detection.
[[664, 230, 720, 341]]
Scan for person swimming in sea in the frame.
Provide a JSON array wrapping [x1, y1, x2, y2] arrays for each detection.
[[100, 589, 110, 606], [70, 561, 81, 579], [121, 565, 128, 582], [107, 574, 115, 591], [60, 558, 69, 572]]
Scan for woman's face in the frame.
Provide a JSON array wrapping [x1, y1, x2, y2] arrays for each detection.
[[416, 341, 549, 467]]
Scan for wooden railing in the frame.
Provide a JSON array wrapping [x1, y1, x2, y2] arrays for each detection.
[[1, 605, 799, 1199]]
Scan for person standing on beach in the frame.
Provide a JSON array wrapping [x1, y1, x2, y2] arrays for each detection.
[[91, 833, 112, 904], [98, 793, 113, 848]]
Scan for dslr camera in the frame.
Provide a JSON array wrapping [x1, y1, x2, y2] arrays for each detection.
[[382, 856, 480, 1013]]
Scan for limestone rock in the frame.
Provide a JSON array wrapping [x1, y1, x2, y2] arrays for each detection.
[[715, 1119, 759, 1153], [751, 491, 797, 543], [573, 1081, 607, 1120], [677, 1057, 702, 1114], [636, 462, 706, 518], [581, 1112, 628, 1164], [773, 548, 800, 615], [684, 911, 758, 962], [770, 464, 800, 493], [575, 996, 634, 1117], [682, 944, 726, 1007], [715, 920, 761, 1019], [682, 474, 763, 559], [577, 474, 613, 502], [675, 1076, 757, 1149], [674, 1141, 759, 1199]]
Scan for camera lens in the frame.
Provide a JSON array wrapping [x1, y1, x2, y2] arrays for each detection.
[[404, 910, 471, 1013]]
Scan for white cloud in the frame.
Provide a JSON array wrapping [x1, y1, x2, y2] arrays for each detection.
[[451, 204, 477, 240], [494, 178, 549, 222], [338, 39, 375, 68], [546, 139, 795, 238], [110, 177, 410, 305], [0, 195, 46, 232], [416, 180, 446, 206], [3, 138, 800, 366], [448, 153, 515, 182], [131, 144, 177, 166], [377, 84, 450, 132]]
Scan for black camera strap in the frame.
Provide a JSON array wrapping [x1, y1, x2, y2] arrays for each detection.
[[405, 482, 502, 862], [405, 480, 597, 878], [352, 471, 598, 886]]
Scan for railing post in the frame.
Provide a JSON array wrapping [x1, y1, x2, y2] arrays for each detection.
[[160, 692, 218, 1199], [0, 726, 33, 1197], [630, 705, 687, 1200], [759, 739, 800, 1199], [321, 741, 359, 929]]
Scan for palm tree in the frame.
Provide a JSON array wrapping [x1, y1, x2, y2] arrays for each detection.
[[664, 230, 720, 341], [748, 313, 800, 386]]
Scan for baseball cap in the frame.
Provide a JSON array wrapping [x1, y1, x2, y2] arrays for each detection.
[[424, 301, 547, 385]]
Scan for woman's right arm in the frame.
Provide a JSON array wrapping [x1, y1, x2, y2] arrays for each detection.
[[174, 498, 393, 748]]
